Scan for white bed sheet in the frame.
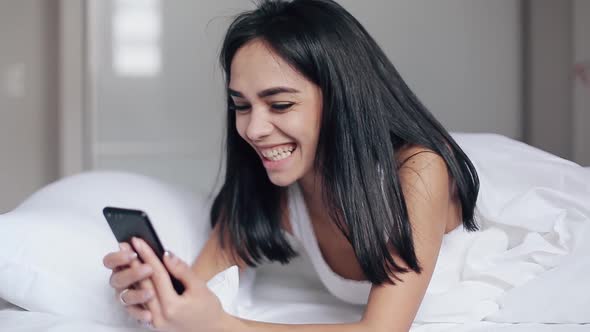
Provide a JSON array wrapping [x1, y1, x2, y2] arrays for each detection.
[[2, 252, 589, 331], [1, 309, 589, 332]]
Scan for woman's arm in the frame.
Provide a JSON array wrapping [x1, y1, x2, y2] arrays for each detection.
[[191, 221, 248, 282], [221, 151, 456, 332], [360, 151, 458, 331]]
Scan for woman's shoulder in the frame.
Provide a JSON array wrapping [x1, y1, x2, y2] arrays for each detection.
[[395, 144, 454, 196], [395, 144, 462, 233], [396, 144, 443, 170]]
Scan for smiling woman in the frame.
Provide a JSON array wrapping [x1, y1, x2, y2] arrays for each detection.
[[213, 0, 479, 280], [205, 0, 479, 330], [229, 40, 324, 187], [102, 0, 479, 331]]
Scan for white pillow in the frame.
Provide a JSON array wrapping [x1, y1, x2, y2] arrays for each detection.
[[0, 171, 239, 326]]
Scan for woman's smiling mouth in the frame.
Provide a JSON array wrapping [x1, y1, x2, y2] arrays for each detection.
[[257, 143, 298, 170], [259, 143, 297, 161]]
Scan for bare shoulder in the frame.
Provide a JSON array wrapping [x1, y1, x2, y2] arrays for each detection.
[[396, 144, 450, 190], [395, 144, 461, 234]]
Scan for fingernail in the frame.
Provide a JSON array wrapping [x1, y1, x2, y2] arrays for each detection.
[[137, 319, 150, 326], [128, 252, 138, 260], [119, 243, 127, 251], [132, 237, 141, 250], [164, 250, 177, 263]]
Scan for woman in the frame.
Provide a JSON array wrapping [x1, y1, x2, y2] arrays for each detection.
[[103, 0, 479, 330]]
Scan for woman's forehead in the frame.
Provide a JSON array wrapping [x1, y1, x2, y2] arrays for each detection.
[[229, 40, 307, 93]]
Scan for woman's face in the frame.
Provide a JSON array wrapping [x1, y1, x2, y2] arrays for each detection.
[[229, 39, 323, 187]]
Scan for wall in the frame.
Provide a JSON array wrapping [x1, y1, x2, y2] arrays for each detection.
[[524, 0, 590, 165], [573, 0, 590, 165], [0, 0, 59, 213], [87, 0, 523, 195], [341, 0, 522, 139], [524, 0, 573, 160]]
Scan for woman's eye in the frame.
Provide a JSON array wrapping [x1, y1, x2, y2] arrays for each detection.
[[231, 104, 251, 112], [272, 103, 294, 111], [229, 103, 293, 112]]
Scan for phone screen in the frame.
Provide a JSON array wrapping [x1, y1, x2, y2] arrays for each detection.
[[103, 206, 186, 295]]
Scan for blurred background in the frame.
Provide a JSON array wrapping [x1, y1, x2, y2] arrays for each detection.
[[0, 0, 588, 213]]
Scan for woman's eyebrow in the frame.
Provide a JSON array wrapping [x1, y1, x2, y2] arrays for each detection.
[[228, 86, 300, 98]]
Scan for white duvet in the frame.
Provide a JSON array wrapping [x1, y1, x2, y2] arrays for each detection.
[[1, 133, 589, 331]]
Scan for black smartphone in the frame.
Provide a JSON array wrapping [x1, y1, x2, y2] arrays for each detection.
[[103, 206, 185, 295]]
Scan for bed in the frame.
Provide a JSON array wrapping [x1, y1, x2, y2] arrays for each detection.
[[1, 133, 589, 331]]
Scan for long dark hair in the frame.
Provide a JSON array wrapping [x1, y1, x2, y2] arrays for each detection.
[[211, 0, 479, 284]]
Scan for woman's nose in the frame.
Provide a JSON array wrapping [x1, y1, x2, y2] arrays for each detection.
[[246, 110, 273, 142]]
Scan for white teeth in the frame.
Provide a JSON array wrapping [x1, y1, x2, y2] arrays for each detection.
[[270, 150, 292, 161], [262, 145, 296, 158]]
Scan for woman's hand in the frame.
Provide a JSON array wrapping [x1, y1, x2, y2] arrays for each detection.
[[129, 237, 230, 332], [102, 243, 163, 327]]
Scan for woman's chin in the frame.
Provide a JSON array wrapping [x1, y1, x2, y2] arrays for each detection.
[[267, 172, 297, 187]]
